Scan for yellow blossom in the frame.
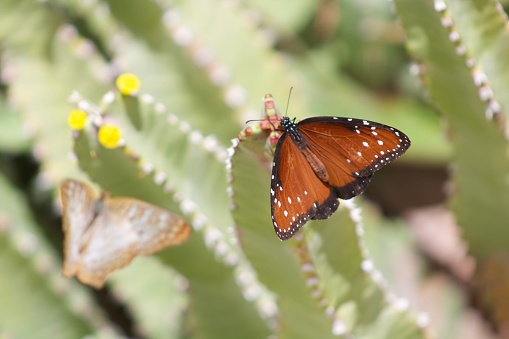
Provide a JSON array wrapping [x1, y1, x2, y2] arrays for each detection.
[[116, 73, 141, 95], [98, 124, 122, 149], [67, 109, 88, 130]]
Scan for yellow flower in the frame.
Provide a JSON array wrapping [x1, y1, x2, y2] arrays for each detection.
[[116, 73, 141, 95], [98, 125, 122, 149], [67, 109, 88, 130]]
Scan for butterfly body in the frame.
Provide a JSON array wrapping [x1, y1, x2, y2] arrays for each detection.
[[280, 117, 330, 182], [61, 179, 191, 288], [271, 116, 410, 240]]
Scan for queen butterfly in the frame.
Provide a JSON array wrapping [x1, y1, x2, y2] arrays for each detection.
[[271, 115, 411, 240]]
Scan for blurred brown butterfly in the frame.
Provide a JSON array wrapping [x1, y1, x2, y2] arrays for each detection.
[[60, 179, 191, 288]]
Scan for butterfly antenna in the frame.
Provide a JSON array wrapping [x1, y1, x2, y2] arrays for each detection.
[[285, 87, 293, 118], [245, 119, 262, 124], [246, 118, 279, 133], [269, 119, 277, 132]]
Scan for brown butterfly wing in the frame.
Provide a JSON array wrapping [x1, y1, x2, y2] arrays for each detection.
[[298, 117, 411, 199], [270, 134, 339, 240]]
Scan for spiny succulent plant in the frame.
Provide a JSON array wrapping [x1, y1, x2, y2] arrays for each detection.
[[1, 1, 508, 338]]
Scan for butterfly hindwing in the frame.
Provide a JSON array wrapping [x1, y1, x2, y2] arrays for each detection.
[[271, 134, 339, 240], [72, 204, 136, 287]]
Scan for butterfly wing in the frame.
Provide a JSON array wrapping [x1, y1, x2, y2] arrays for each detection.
[[72, 204, 133, 288], [75, 198, 191, 288], [298, 117, 411, 199], [271, 134, 340, 240], [111, 198, 191, 255], [60, 179, 98, 278]]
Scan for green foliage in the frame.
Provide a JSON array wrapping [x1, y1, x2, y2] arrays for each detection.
[[396, 0, 509, 259], [1, 0, 508, 338], [396, 0, 509, 334], [0, 173, 114, 338], [73, 117, 270, 338]]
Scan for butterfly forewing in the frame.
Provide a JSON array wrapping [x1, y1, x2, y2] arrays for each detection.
[[61, 180, 98, 277], [271, 134, 339, 240], [299, 117, 411, 198], [270, 115, 411, 241]]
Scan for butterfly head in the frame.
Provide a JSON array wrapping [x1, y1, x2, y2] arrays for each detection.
[[280, 117, 303, 144], [280, 117, 297, 132]]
